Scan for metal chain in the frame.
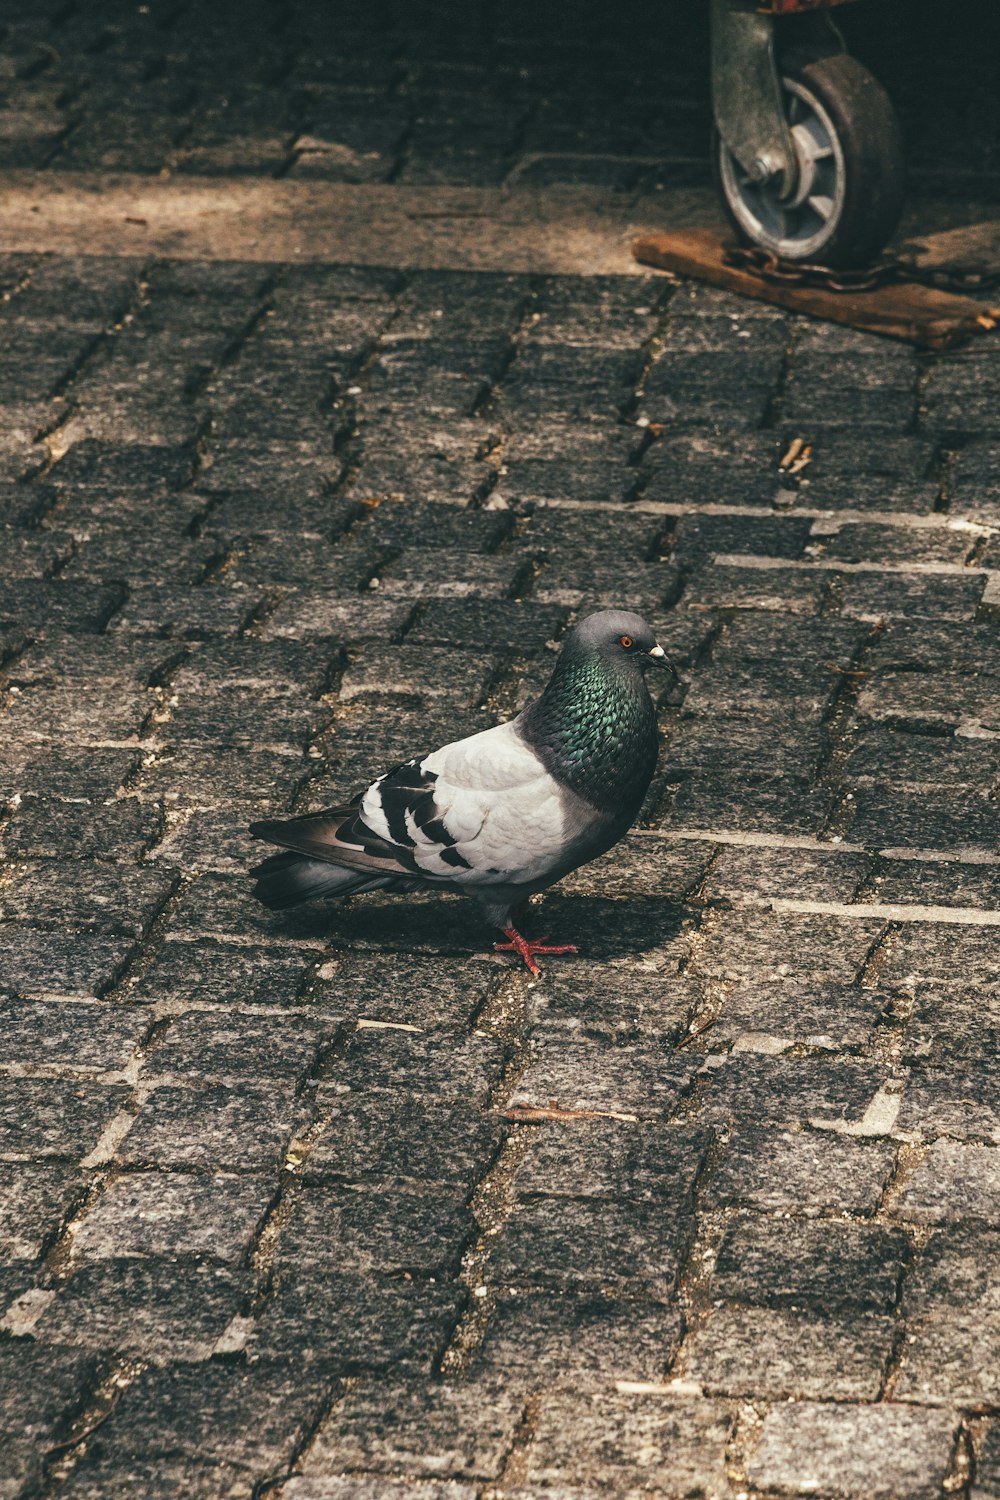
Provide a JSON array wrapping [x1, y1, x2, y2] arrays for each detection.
[[723, 242, 1000, 297]]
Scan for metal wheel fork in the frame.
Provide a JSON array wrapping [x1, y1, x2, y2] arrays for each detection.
[[710, 0, 798, 199]]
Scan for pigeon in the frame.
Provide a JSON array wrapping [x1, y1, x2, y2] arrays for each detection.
[[249, 609, 676, 975]]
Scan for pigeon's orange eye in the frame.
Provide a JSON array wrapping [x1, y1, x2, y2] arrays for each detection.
[[619, 635, 633, 649]]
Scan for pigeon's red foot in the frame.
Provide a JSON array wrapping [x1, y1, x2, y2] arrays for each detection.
[[493, 927, 578, 978]]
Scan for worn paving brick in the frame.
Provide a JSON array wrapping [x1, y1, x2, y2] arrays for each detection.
[[0, 1079, 127, 1162], [301, 1377, 522, 1481], [895, 1068, 1000, 1144], [748, 1402, 959, 1500], [249, 1270, 465, 1370], [489, 1196, 692, 1298], [891, 1140, 1000, 1223], [691, 911, 885, 983], [0, 861, 175, 937], [0, 997, 148, 1072], [117, 1085, 304, 1171], [145, 1010, 326, 1087], [682, 1307, 894, 1399], [0, 1343, 100, 1500], [71, 1173, 275, 1263], [0, 1162, 88, 1260], [274, 1184, 473, 1277], [508, 1040, 697, 1119], [128, 940, 313, 1010], [703, 1127, 898, 1216], [472, 1290, 684, 1388], [312, 953, 500, 1030], [513, 1119, 710, 1205], [712, 1218, 907, 1312], [525, 1390, 732, 1495], [526, 966, 701, 1045], [699, 1055, 886, 1130], [3, 795, 161, 862], [305, 1098, 501, 1193], [33, 1259, 246, 1360], [324, 1029, 505, 1107]]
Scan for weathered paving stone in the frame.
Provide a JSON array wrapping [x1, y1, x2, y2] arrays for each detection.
[[902, 989, 1000, 1066], [708, 982, 888, 1055], [339, 645, 499, 706], [71, 1173, 275, 1263], [145, 1011, 326, 1087], [712, 1218, 907, 1312], [0, 1080, 127, 1162], [116, 1086, 304, 1171], [0, 580, 122, 634], [894, 1227, 1000, 1405], [699, 1056, 887, 1130], [0, 861, 175, 937], [891, 1140, 1000, 1223], [703, 843, 870, 902], [690, 911, 885, 983], [0, 1343, 100, 1499], [508, 1041, 696, 1119], [974, 1424, 1000, 1500], [748, 1402, 960, 1500], [300, 1377, 522, 1481], [305, 1099, 502, 1193], [0, 1163, 87, 1260], [33, 1259, 246, 1360], [161, 690, 332, 753], [895, 1067, 1000, 1144], [148, 806, 273, 875], [881, 923, 1000, 986], [526, 967, 701, 1045], [0, 684, 153, 744], [65, 1358, 336, 1492], [489, 1196, 692, 1298], [682, 1307, 894, 1399], [3, 795, 161, 862], [0, 926, 136, 1001], [274, 1184, 473, 1276], [513, 1119, 710, 1205], [703, 1127, 898, 1215], [471, 1290, 685, 1388], [129, 940, 313, 1010], [324, 1030, 505, 1107], [138, 745, 307, 812], [161, 872, 332, 948], [284, 1482, 475, 1500], [107, 583, 263, 638], [555, 833, 713, 900], [257, 593, 413, 643], [0, 998, 148, 1073], [313, 953, 500, 1030], [846, 785, 1000, 852], [524, 1391, 732, 1495], [0, 747, 141, 803], [249, 1271, 465, 1370], [877, 861, 1000, 912]]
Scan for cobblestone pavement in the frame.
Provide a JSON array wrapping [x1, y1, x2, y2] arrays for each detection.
[[2, 3, 1000, 1499]]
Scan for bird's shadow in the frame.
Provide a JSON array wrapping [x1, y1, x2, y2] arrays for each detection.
[[309, 891, 688, 964]]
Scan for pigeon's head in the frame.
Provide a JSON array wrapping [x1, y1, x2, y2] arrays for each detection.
[[568, 610, 677, 677]]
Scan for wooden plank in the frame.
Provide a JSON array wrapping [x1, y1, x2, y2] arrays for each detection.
[[632, 228, 1000, 350]]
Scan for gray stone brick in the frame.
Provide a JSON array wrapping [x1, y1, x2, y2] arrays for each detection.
[[0, 747, 140, 803], [71, 1173, 274, 1263], [891, 1140, 1000, 1224], [339, 644, 499, 706], [0, 1343, 100, 1500], [700, 1056, 886, 1130], [877, 862, 1000, 913], [691, 911, 885, 984], [526, 967, 700, 1046], [0, 1080, 127, 1162], [301, 1377, 522, 1481], [257, 593, 413, 643], [3, 1001, 148, 1079], [146, 1011, 326, 1087], [895, 1067, 1000, 1143], [704, 1127, 897, 1216], [713, 1218, 907, 1312], [325, 1030, 505, 1107], [525, 1391, 732, 1495], [129, 940, 313, 1009], [682, 1307, 894, 1399], [748, 1402, 959, 1500], [117, 1086, 304, 1170], [903, 989, 1000, 1065], [974, 1423, 1000, 1500], [472, 1290, 684, 1388], [161, 689, 331, 753], [249, 1270, 464, 1370], [0, 580, 122, 634], [313, 953, 500, 1030], [305, 1099, 501, 1193], [489, 1196, 692, 1298], [894, 1310, 1000, 1407], [285, 1482, 475, 1500], [406, 599, 568, 655], [0, 861, 175, 937], [509, 1040, 696, 1120], [708, 983, 888, 1055], [274, 1184, 472, 1277], [0, 1163, 87, 1259], [703, 844, 870, 903], [3, 795, 161, 862], [67, 1358, 335, 1488], [881, 923, 1000, 987], [513, 1119, 710, 1205], [34, 1259, 245, 1360], [554, 832, 713, 900], [107, 583, 263, 638]]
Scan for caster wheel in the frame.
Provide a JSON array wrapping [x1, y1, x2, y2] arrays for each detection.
[[713, 53, 905, 268]]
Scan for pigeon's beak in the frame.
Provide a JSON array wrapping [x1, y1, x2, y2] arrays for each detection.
[[647, 643, 679, 679]]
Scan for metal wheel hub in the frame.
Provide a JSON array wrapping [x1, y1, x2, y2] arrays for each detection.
[[719, 76, 847, 260]]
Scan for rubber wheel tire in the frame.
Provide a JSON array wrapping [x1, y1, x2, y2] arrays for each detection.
[[713, 53, 905, 269]]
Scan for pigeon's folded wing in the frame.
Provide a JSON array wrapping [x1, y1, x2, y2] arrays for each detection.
[[251, 719, 586, 889]]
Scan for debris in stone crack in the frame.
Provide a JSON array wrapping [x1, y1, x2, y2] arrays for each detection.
[[249, 609, 677, 976]]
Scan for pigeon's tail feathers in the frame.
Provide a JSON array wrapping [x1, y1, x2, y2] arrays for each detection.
[[251, 849, 393, 910]]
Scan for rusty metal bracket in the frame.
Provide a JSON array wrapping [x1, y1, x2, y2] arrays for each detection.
[[711, 0, 797, 199]]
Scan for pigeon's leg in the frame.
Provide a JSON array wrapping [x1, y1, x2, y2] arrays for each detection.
[[493, 925, 578, 978]]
